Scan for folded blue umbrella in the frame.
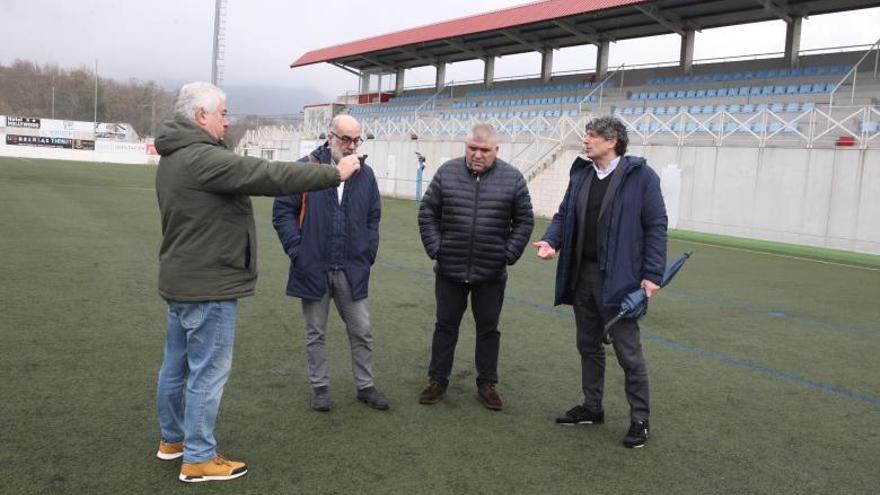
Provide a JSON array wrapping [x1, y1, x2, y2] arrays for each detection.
[[602, 251, 692, 345]]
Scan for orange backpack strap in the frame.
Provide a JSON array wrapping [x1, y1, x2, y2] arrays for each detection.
[[297, 153, 320, 228]]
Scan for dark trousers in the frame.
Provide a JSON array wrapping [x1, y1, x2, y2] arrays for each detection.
[[428, 273, 506, 387], [573, 262, 650, 422]]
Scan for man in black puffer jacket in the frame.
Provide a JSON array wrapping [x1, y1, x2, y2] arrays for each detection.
[[417, 124, 534, 411]]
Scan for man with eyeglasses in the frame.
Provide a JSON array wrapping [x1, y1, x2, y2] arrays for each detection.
[[272, 114, 389, 412]]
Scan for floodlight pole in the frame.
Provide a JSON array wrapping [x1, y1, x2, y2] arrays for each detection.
[[93, 59, 98, 131]]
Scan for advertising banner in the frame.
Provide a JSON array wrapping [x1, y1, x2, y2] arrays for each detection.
[[6, 134, 95, 150], [6, 117, 41, 129]]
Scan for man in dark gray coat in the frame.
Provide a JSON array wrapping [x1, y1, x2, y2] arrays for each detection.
[[153, 82, 360, 483], [417, 124, 534, 411]]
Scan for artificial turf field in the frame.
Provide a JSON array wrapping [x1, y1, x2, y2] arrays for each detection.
[[0, 156, 878, 494]]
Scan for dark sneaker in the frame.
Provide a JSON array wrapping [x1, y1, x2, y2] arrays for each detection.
[[357, 386, 390, 411], [622, 420, 650, 448], [418, 380, 447, 404], [555, 405, 605, 425], [311, 386, 331, 412], [477, 383, 503, 411]]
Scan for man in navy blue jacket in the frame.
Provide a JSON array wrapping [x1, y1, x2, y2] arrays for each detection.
[[272, 115, 388, 412], [534, 116, 667, 448]]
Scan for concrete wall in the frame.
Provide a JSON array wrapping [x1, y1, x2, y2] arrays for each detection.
[[355, 136, 880, 254], [0, 142, 156, 165], [525, 144, 880, 254]]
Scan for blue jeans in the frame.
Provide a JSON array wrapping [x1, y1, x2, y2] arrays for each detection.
[[156, 299, 237, 464]]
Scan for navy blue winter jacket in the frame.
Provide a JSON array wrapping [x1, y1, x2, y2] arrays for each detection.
[[272, 145, 380, 301], [542, 155, 667, 308]]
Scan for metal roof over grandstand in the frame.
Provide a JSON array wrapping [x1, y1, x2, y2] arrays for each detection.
[[291, 0, 880, 72]]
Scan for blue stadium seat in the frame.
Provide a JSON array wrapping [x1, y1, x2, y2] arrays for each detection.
[[667, 105, 679, 114], [686, 90, 697, 98], [750, 86, 762, 96], [717, 88, 729, 97], [724, 122, 738, 133], [770, 103, 784, 113], [623, 107, 634, 115], [785, 102, 800, 113], [742, 104, 755, 113], [715, 104, 728, 113], [675, 90, 686, 98], [773, 86, 786, 95], [634, 107, 644, 115], [786, 85, 799, 94], [761, 86, 775, 95], [707, 89, 717, 98], [696, 89, 707, 98], [756, 103, 769, 112], [861, 122, 879, 133], [689, 105, 702, 114], [656, 106, 667, 115], [702, 105, 714, 114], [769, 122, 783, 133]]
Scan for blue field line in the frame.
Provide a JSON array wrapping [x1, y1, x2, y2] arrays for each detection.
[[376, 259, 880, 407], [664, 287, 879, 338]]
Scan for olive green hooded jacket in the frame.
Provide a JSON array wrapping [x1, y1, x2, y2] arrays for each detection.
[[155, 117, 340, 302]]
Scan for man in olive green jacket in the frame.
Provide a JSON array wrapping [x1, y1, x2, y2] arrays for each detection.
[[153, 82, 361, 483]]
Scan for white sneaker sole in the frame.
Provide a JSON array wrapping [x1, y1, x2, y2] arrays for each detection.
[[179, 468, 248, 483], [156, 451, 183, 460]]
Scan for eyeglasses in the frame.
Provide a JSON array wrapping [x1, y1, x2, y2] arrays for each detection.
[[330, 132, 363, 147]]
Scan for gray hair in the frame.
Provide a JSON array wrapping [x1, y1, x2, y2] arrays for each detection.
[[466, 123, 498, 144], [174, 82, 226, 122], [585, 116, 628, 156]]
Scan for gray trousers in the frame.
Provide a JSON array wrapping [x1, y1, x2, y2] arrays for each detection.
[[573, 262, 650, 422], [301, 270, 374, 390]]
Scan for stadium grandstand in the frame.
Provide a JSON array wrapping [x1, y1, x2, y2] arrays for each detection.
[[235, 0, 880, 255]]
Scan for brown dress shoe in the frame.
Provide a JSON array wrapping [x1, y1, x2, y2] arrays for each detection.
[[477, 383, 503, 410], [418, 380, 447, 404]]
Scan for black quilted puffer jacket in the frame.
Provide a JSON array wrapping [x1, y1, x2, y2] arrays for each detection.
[[418, 156, 534, 284]]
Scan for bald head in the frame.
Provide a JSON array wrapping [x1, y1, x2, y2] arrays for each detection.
[[327, 114, 363, 163]]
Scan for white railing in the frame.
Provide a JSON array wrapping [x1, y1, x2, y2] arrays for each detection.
[[829, 36, 880, 109], [357, 105, 880, 152]]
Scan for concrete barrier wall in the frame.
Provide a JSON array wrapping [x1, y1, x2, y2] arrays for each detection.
[[0, 142, 155, 165], [361, 136, 880, 255]]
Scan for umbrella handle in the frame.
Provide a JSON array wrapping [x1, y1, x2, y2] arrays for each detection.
[[602, 310, 626, 345]]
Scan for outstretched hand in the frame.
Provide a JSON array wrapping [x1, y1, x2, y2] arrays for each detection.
[[533, 240, 556, 260]]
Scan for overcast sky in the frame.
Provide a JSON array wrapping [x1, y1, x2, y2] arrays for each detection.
[[2, 0, 879, 111]]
